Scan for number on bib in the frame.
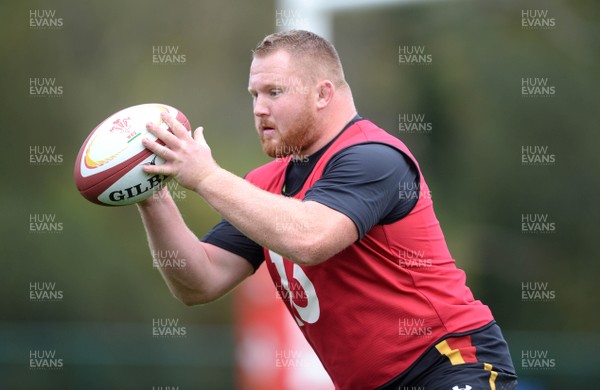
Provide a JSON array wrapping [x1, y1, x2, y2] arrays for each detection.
[[269, 250, 320, 326]]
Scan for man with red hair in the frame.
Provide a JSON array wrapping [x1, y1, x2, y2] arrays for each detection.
[[139, 30, 517, 389]]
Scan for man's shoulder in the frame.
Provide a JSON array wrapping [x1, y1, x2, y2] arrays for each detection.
[[337, 142, 404, 158], [335, 119, 410, 157], [327, 142, 408, 172]]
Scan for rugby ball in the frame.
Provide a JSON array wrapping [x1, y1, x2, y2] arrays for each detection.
[[74, 103, 191, 206]]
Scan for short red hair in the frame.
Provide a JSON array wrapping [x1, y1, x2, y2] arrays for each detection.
[[253, 30, 347, 88]]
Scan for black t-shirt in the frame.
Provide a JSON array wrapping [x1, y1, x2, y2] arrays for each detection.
[[201, 117, 419, 270]]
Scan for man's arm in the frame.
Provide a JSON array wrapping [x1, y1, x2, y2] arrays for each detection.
[[141, 114, 359, 266], [197, 170, 358, 266], [137, 188, 254, 305]]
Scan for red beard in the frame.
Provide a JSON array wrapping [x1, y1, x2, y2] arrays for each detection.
[[259, 106, 320, 159]]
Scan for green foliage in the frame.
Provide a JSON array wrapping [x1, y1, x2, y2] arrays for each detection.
[[1, 0, 597, 388]]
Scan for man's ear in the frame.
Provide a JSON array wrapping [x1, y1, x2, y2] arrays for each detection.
[[316, 80, 334, 109]]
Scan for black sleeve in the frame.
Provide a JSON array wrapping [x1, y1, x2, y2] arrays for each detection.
[[303, 143, 418, 239], [201, 219, 265, 271]]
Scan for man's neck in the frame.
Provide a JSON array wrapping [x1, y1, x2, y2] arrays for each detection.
[[300, 110, 358, 157]]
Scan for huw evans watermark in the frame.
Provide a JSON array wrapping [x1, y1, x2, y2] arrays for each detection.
[[275, 9, 309, 29], [398, 317, 433, 337], [521, 213, 556, 234], [29, 10, 63, 29], [275, 349, 315, 368], [521, 282, 556, 302], [274, 145, 309, 164], [29, 78, 63, 98], [152, 46, 186, 65], [399, 182, 432, 202], [152, 249, 187, 269], [521, 349, 556, 369], [29, 213, 63, 233], [521, 145, 556, 166], [398, 113, 432, 134], [152, 318, 187, 338], [521, 77, 556, 97], [152, 180, 188, 202], [30, 145, 63, 165], [398, 45, 432, 65], [29, 350, 63, 369], [398, 249, 432, 269], [30, 282, 63, 302], [521, 10, 556, 30]]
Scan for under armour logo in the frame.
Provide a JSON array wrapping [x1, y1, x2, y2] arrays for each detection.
[[452, 386, 472, 390]]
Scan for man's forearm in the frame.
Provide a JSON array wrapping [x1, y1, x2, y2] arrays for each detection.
[[137, 190, 213, 300]]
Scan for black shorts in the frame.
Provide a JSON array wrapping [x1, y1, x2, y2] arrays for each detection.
[[377, 322, 518, 390]]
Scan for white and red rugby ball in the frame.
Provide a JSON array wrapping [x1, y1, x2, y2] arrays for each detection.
[[74, 103, 191, 206]]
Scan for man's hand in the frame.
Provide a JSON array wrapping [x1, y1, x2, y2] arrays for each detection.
[[142, 112, 219, 192]]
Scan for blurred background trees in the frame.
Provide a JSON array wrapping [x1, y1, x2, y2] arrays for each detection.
[[1, 0, 597, 388]]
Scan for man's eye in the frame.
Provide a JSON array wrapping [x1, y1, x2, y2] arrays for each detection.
[[270, 89, 282, 97]]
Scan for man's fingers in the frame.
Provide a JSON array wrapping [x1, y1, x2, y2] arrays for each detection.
[[142, 137, 174, 160], [143, 161, 173, 176], [193, 126, 208, 147], [161, 112, 189, 138], [146, 120, 179, 147]]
